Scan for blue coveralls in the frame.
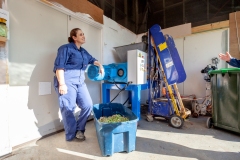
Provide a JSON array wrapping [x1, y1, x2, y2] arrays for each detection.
[[53, 42, 97, 141], [228, 58, 240, 67]]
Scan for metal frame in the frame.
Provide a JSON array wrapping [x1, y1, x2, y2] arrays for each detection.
[[102, 83, 148, 120]]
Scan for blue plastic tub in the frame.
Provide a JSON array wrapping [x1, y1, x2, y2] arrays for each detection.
[[93, 103, 138, 156]]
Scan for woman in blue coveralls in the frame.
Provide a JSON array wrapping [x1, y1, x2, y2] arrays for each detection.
[[53, 28, 103, 142], [219, 52, 240, 67]]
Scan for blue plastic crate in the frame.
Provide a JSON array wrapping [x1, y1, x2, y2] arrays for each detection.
[[93, 103, 138, 156]]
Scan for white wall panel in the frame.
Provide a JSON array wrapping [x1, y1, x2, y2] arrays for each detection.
[[181, 29, 228, 100], [7, 0, 102, 147], [8, 0, 67, 147], [174, 38, 184, 95]]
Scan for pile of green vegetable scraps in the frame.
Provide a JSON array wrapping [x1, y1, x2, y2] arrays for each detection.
[[99, 114, 129, 123]]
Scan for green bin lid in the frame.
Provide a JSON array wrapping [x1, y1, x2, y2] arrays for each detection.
[[209, 68, 240, 74]]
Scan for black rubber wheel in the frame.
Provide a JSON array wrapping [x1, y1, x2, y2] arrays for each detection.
[[169, 115, 184, 129], [206, 117, 213, 128]]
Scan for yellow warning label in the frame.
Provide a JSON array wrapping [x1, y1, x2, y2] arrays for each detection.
[[138, 53, 141, 57], [158, 42, 167, 51]]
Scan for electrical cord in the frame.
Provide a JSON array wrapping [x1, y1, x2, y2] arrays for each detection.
[[112, 79, 127, 90], [110, 89, 125, 103], [110, 81, 131, 103], [123, 97, 129, 105]]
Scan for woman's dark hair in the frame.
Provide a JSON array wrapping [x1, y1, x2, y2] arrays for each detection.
[[68, 28, 81, 43]]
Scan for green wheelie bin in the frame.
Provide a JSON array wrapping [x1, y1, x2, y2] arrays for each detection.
[[206, 68, 240, 133]]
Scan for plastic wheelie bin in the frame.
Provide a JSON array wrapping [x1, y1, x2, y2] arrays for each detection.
[[206, 68, 240, 133]]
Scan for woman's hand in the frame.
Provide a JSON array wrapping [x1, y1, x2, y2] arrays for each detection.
[[56, 69, 67, 95], [219, 52, 231, 62], [99, 65, 104, 75], [59, 84, 68, 95], [93, 61, 104, 75]]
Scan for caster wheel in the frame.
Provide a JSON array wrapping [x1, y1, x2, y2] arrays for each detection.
[[146, 114, 154, 122], [206, 117, 213, 128], [169, 115, 184, 129]]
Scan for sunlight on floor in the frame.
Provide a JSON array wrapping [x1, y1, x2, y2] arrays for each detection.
[[56, 148, 100, 159], [137, 129, 240, 153], [56, 148, 198, 160], [132, 151, 198, 160]]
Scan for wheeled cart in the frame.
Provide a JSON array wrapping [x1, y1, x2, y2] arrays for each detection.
[[146, 24, 190, 128], [206, 69, 240, 133]]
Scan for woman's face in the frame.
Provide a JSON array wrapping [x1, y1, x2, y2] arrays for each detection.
[[73, 30, 85, 45]]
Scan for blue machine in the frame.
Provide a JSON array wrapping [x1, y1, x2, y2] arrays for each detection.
[[147, 24, 189, 128], [87, 63, 127, 83], [87, 24, 189, 125], [87, 55, 148, 120]]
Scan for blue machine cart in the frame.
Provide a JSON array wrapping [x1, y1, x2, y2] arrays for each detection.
[[147, 24, 190, 128]]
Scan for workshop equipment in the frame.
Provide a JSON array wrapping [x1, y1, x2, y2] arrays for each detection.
[[87, 44, 148, 120], [192, 61, 218, 117], [87, 24, 190, 128], [147, 24, 190, 128], [87, 49, 147, 85], [87, 62, 127, 83]]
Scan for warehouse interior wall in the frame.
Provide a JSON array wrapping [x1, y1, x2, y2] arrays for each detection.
[[5, 0, 138, 148], [179, 29, 228, 99], [0, 0, 230, 151], [8, 0, 70, 147], [7, 0, 103, 147]]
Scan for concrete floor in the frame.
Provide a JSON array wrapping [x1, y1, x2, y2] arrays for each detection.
[[2, 115, 240, 160]]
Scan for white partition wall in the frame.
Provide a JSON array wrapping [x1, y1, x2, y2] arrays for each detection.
[[175, 29, 228, 100], [7, 0, 102, 147], [8, 0, 67, 147], [174, 38, 184, 95]]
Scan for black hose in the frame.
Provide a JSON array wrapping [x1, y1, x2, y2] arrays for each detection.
[[123, 97, 129, 105], [110, 81, 131, 103]]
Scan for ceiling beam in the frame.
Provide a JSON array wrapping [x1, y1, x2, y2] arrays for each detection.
[[163, 0, 166, 28], [207, 0, 209, 22], [92, 0, 100, 7], [112, 0, 115, 20], [135, 0, 139, 33], [154, 1, 183, 14], [153, 0, 194, 15], [183, 0, 185, 23], [105, 0, 126, 16], [211, 0, 231, 20], [124, 0, 128, 27], [100, 0, 105, 11]]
